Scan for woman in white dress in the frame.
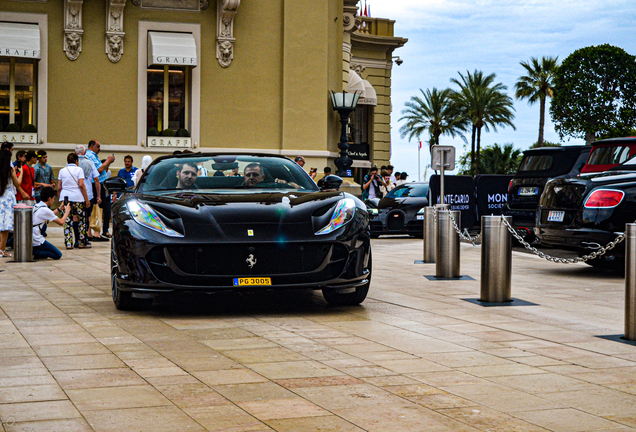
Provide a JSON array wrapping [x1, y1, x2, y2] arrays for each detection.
[[133, 155, 153, 186], [0, 149, 23, 257]]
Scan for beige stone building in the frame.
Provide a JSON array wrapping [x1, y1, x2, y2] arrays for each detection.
[[0, 0, 405, 184]]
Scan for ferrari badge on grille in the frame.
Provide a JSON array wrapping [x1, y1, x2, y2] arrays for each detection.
[[246, 254, 257, 268], [247, 230, 254, 236]]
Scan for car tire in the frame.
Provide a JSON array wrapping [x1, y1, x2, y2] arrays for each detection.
[[111, 241, 152, 311], [322, 252, 371, 306], [584, 255, 623, 271]]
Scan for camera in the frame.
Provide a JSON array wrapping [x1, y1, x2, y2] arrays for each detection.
[[392, 56, 403, 66]]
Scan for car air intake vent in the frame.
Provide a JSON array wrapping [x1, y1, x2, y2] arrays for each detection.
[[386, 210, 406, 231], [166, 243, 347, 276]]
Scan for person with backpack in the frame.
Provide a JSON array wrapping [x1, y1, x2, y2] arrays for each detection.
[[361, 166, 386, 200], [32, 186, 71, 260]]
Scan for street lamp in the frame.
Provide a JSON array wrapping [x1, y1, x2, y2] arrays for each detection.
[[330, 90, 361, 177]]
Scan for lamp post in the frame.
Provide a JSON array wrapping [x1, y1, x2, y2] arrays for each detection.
[[330, 90, 361, 177]]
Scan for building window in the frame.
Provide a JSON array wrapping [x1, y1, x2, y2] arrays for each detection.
[[0, 57, 36, 132], [147, 65, 189, 135]]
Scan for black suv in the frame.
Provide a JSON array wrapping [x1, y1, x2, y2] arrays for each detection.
[[504, 146, 591, 241]]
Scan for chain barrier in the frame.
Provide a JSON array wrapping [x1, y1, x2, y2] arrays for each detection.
[[446, 211, 482, 246], [500, 216, 627, 264]]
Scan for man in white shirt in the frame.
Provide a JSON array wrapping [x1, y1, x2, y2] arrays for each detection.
[[32, 187, 71, 260]]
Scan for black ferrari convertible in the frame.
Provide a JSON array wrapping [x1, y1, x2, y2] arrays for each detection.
[[104, 154, 372, 310]]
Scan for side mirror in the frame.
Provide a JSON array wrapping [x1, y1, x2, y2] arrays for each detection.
[[103, 176, 128, 193], [320, 174, 343, 191]]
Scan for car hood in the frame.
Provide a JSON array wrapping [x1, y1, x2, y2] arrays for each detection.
[[377, 196, 428, 210], [134, 190, 345, 223]]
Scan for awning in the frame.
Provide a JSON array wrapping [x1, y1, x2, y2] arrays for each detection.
[[0, 22, 41, 59], [358, 80, 377, 106], [148, 31, 197, 67], [348, 70, 366, 97]]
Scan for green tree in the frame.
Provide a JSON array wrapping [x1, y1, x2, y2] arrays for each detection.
[[529, 140, 561, 149], [550, 44, 636, 144], [515, 56, 559, 148], [458, 143, 522, 175], [450, 70, 516, 175], [398, 88, 467, 155]]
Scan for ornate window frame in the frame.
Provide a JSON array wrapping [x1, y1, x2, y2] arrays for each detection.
[[137, 21, 200, 148], [0, 11, 47, 144]]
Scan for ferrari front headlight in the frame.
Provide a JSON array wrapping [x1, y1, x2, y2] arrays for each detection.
[[315, 198, 356, 235], [417, 207, 426, 215], [127, 201, 183, 237]]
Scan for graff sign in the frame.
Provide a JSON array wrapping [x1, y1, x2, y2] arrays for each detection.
[[1, 133, 38, 144], [147, 137, 192, 148]]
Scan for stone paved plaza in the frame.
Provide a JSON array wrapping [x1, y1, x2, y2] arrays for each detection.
[[0, 226, 636, 431]]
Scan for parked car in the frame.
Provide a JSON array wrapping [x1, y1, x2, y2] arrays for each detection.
[[104, 154, 372, 310], [580, 137, 636, 174], [367, 182, 429, 238], [535, 154, 636, 267], [505, 145, 590, 241]]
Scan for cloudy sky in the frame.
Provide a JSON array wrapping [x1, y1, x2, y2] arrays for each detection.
[[367, 0, 636, 179]]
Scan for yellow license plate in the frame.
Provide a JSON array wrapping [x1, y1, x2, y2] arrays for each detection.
[[233, 277, 272, 286]]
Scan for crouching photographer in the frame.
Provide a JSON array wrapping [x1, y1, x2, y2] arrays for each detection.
[[32, 186, 71, 260]]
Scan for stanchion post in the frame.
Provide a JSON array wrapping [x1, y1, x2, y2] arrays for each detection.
[[480, 215, 512, 302], [436, 210, 460, 278], [13, 204, 33, 263], [625, 224, 636, 341], [423, 207, 437, 263]]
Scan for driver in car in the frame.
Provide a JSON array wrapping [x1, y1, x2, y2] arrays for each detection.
[[176, 162, 199, 189], [244, 163, 300, 188]]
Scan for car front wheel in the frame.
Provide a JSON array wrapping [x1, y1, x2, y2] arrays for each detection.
[[322, 252, 371, 306], [111, 241, 152, 311]]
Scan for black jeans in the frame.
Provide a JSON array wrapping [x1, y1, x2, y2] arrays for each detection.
[[99, 183, 111, 235]]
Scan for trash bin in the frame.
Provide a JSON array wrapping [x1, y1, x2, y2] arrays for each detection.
[[13, 204, 33, 262]]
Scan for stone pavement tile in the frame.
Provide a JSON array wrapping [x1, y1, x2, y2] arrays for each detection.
[[360, 374, 419, 387], [214, 382, 294, 404], [247, 361, 343, 380], [374, 358, 452, 374], [153, 383, 231, 409], [84, 406, 205, 432], [468, 331, 535, 343], [512, 408, 626, 432], [201, 337, 279, 351], [19, 324, 85, 336], [293, 383, 404, 410], [487, 373, 598, 394], [383, 383, 444, 397], [438, 406, 552, 432], [265, 415, 366, 432], [6, 418, 93, 432], [326, 342, 392, 354], [408, 370, 493, 387], [66, 385, 172, 411], [605, 414, 636, 429], [0, 356, 44, 371], [185, 405, 269, 432], [566, 340, 636, 355], [238, 398, 329, 421], [311, 336, 372, 346], [408, 392, 479, 410], [0, 384, 66, 404], [0, 374, 57, 388], [0, 400, 81, 422], [133, 366, 189, 379], [320, 357, 373, 368], [52, 368, 146, 390], [144, 374, 201, 387], [348, 349, 417, 361], [458, 364, 546, 377], [420, 351, 515, 368], [513, 355, 571, 367], [452, 388, 565, 413], [275, 376, 362, 389], [172, 356, 245, 373], [158, 318, 236, 331], [334, 403, 481, 432], [222, 347, 308, 364], [123, 357, 178, 370], [0, 334, 31, 350], [568, 356, 636, 369], [0, 348, 34, 359], [337, 365, 396, 378], [41, 354, 125, 371], [480, 347, 537, 358], [0, 366, 50, 379], [32, 343, 111, 357], [191, 368, 266, 385], [182, 327, 256, 341], [21, 332, 97, 346], [538, 365, 593, 375], [542, 388, 636, 417]]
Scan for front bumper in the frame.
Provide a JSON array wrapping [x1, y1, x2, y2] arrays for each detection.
[[370, 210, 422, 236]]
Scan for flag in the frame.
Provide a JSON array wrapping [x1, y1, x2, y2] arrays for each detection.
[[419, 140, 422, 150], [368, 5, 371, 17], [364, 0, 368, 17]]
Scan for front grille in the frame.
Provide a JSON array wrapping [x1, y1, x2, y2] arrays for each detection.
[[164, 243, 348, 276], [386, 210, 405, 231]]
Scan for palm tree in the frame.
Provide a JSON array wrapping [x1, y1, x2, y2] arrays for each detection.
[[479, 143, 522, 174], [515, 56, 559, 148], [398, 88, 467, 155], [450, 70, 516, 175]]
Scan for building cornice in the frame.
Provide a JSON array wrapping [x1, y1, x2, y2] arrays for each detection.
[[351, 33, 407, 53]]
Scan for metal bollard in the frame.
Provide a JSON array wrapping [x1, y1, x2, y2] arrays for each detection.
[[13, 204, 33, 262], [422, 207, 437, 263], [480, 215, 512, 302], [625, 224, 636, 341], [436, 210, 460, 278]]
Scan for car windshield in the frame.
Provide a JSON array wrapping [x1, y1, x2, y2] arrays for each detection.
[[387, 184, 429, 198], [137, 155, 319, 193], [587, 145, 631, 165], [519, 155, 553, 172]]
